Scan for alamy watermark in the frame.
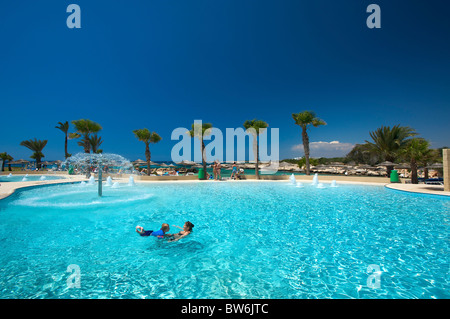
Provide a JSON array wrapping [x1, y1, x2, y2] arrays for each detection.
[[366, 264, 382, 289], [66, 264, 81, 288], [66, 4, 381, 30], [170, 120, 280, 173], [366, 4, 381, 29]]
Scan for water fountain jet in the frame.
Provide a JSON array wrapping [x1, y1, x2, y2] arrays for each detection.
[[128, 176, 135, 187], [289, 174, 296, 185], [88, 175, 95, 185], [63, 153, 133, 197], [311, 173, 319, 186]]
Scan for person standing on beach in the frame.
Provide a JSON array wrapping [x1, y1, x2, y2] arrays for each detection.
[[212, 161, 217, 180], [230, 162, 237, 180], [216, 160, 222, 180]]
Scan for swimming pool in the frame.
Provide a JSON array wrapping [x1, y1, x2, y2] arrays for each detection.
[[0, 175, 65, 182], [0, 181, 448, 298]]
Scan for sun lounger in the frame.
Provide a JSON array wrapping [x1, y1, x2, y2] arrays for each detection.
[[425, 178, 444, 185]]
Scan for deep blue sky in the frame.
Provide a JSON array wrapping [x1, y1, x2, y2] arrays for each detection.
[[1, 0, 449, 161]]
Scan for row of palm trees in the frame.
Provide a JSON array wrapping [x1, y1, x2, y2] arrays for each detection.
[[56, 119, 104, 156], [4, 113, 440, 184], [354, 124, 439, 184], [138, 112, 323, 180], [131, 121, 270, 180], [1, 111, 327, 176], [0, 120, 104, 170]]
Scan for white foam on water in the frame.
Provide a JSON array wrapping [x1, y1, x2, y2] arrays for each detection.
[[12, 193, 154, 208]]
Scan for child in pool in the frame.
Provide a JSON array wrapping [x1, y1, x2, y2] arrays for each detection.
[[136, 223, 170, 239], [167, 221, 194, 242]]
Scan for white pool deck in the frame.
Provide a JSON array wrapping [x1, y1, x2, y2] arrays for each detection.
[[0, 173, 448, 200]]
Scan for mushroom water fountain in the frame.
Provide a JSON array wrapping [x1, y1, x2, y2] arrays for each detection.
[[63, 153, 133, 197]]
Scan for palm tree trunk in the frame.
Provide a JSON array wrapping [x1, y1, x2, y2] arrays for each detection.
[[302, 127, 311, 175], [83, 135, 90, 153], [410, 159, 418, 184], [255, 136, 260, 180], [145, 142, 151, 176], [423, 167, 429, 180], [201, 139, 207, 180], [64, 134, 69, 159]]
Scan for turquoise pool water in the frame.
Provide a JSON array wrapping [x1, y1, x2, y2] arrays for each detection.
[[0, 181, 448, 299], [0, 175, 65, 182]]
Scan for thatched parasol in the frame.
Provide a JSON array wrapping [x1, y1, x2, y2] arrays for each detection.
[[376, 161, 394, 167], [10, 159, 30, 164], [394, 163, 411, 169], [177, 160, 197, 166], [133, 159, 147, 165], [426, 163, 443, 169]]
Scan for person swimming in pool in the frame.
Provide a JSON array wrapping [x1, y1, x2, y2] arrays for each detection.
[[136, 223, 170, 239], [167, 221, 194, 242]]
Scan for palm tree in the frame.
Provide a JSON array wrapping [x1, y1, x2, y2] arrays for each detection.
[[70, 119, 102, 153], [55, 121, 71, 159], [19, 139, 48, 169], [419, 148, 441, 180], [133, 129, 162, 176], [187, 122, 212, 180], [88, 134, 103, 154], [345, 143, 381, 165], [292, 111, 326, 175], [243, 119, 269, 179], [365, 125, 417, 177], [400, 138, 430, 184], [0, 152, 13, 171]]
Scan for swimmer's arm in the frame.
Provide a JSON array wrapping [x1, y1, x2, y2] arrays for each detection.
[[172, 225, 183, 230], [170, 231, 190, 242]]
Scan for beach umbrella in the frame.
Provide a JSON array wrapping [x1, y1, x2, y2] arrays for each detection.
[[376, 161, 394, 167], [177, 160, 196, 166], [426, 163, 443, 169], [329, 162, 346, 167], [10, 159, 30, 164], [395, 163, 411, 169], [133, 159, 147, 165], [278, 161, 292, 168], [356, 164, 374, 169], [159, 163, 169, 167]]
